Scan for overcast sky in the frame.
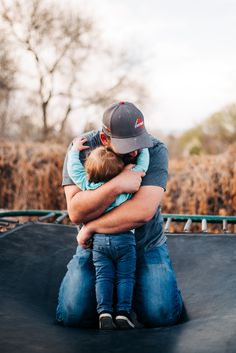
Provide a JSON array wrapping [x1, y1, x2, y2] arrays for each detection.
[[82, 0, 236, 133]]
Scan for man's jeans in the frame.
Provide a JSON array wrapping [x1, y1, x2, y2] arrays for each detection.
[[92, 233, 136, 315], [56, 241, 183, 328]]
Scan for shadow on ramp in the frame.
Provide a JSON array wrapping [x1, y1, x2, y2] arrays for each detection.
[[1, 223, 236, 353]]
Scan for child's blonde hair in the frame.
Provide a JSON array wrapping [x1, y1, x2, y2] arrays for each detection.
[[85, 146, 124, 183]]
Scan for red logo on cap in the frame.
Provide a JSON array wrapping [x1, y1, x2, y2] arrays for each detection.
[[135, 118, 144, 129]]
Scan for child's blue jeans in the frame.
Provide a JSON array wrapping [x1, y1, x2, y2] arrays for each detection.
[[92, 233, 136, 315]]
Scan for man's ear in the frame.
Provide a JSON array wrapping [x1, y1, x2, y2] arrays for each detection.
[[100, 131, 109, 146]]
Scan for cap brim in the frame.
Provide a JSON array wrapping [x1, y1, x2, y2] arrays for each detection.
[[111, 132, 153, 154]]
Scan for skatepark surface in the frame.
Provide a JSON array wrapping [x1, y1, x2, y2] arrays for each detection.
[[1, 222, 236, 353]]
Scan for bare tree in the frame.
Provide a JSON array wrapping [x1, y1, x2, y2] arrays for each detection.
[[0, 0, 149, 141], [0, 34, 17, 138], [0, 0, 95, 139]]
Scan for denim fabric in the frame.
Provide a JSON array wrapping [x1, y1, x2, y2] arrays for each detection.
[[134, 242, 183, 327], [56, 241, 183, 328], [92, 233, 136, 314]]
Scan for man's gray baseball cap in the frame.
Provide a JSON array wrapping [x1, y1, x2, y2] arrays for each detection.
[[102, 101, 153, 154]]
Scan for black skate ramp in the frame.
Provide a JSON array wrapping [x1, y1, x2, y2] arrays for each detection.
[[1, 222, 236, 353]]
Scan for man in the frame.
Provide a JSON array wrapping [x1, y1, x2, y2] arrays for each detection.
[[56, 101, 183, 328]]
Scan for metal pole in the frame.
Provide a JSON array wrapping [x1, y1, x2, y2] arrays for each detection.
[[184, 218, 192, 232], [202, 219, 208, 233]]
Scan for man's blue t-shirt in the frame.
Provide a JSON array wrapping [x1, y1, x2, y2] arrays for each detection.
[[62, 130, 168, 250]]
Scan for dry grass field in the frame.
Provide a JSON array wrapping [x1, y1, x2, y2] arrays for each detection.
[[165, 143, 236, 216], [1, 142, 235, 220], [0, 142, 66, 210]]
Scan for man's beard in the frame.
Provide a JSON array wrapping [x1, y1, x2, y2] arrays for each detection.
[[121, 152, 139, 165]]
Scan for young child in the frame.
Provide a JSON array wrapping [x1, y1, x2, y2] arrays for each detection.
[[67, 136, 149, 330]]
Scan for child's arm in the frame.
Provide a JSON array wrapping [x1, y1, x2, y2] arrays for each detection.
[[132, 148, 149, 172], [67, 150, 89, 190], [68, 137, 104, 191]]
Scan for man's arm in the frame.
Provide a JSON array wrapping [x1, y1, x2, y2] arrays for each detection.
[[65, 183, 120, 224], [65, 166, 145, 224], [82, 185, 164, 234]]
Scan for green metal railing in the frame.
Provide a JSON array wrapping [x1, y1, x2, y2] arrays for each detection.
[[162, 214, 236, 233], [0, 210, 68, 226], [0, 210, 236, 233]]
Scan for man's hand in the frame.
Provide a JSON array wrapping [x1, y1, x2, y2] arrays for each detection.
[[77, 225, 93, 249], [71, 137, 90, 152], [112, 163, 145, 194]]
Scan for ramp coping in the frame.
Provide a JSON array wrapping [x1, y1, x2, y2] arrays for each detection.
[[163, 214, 236, 233], [0, 210, 236, 234]]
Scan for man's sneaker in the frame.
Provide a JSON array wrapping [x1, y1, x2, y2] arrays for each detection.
[[99, 313, 116, 330], [115, 311, 135, 329]]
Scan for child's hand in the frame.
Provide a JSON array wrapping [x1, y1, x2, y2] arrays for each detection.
[[71, 137, 90, 152], [77, 225, 93, 249]]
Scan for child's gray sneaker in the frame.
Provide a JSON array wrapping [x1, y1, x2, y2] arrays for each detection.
[[115, 311, 135, 329], [99, 313, 116, 330]]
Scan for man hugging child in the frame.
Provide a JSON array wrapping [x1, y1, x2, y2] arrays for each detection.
[[67, 136, 149, 330]]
